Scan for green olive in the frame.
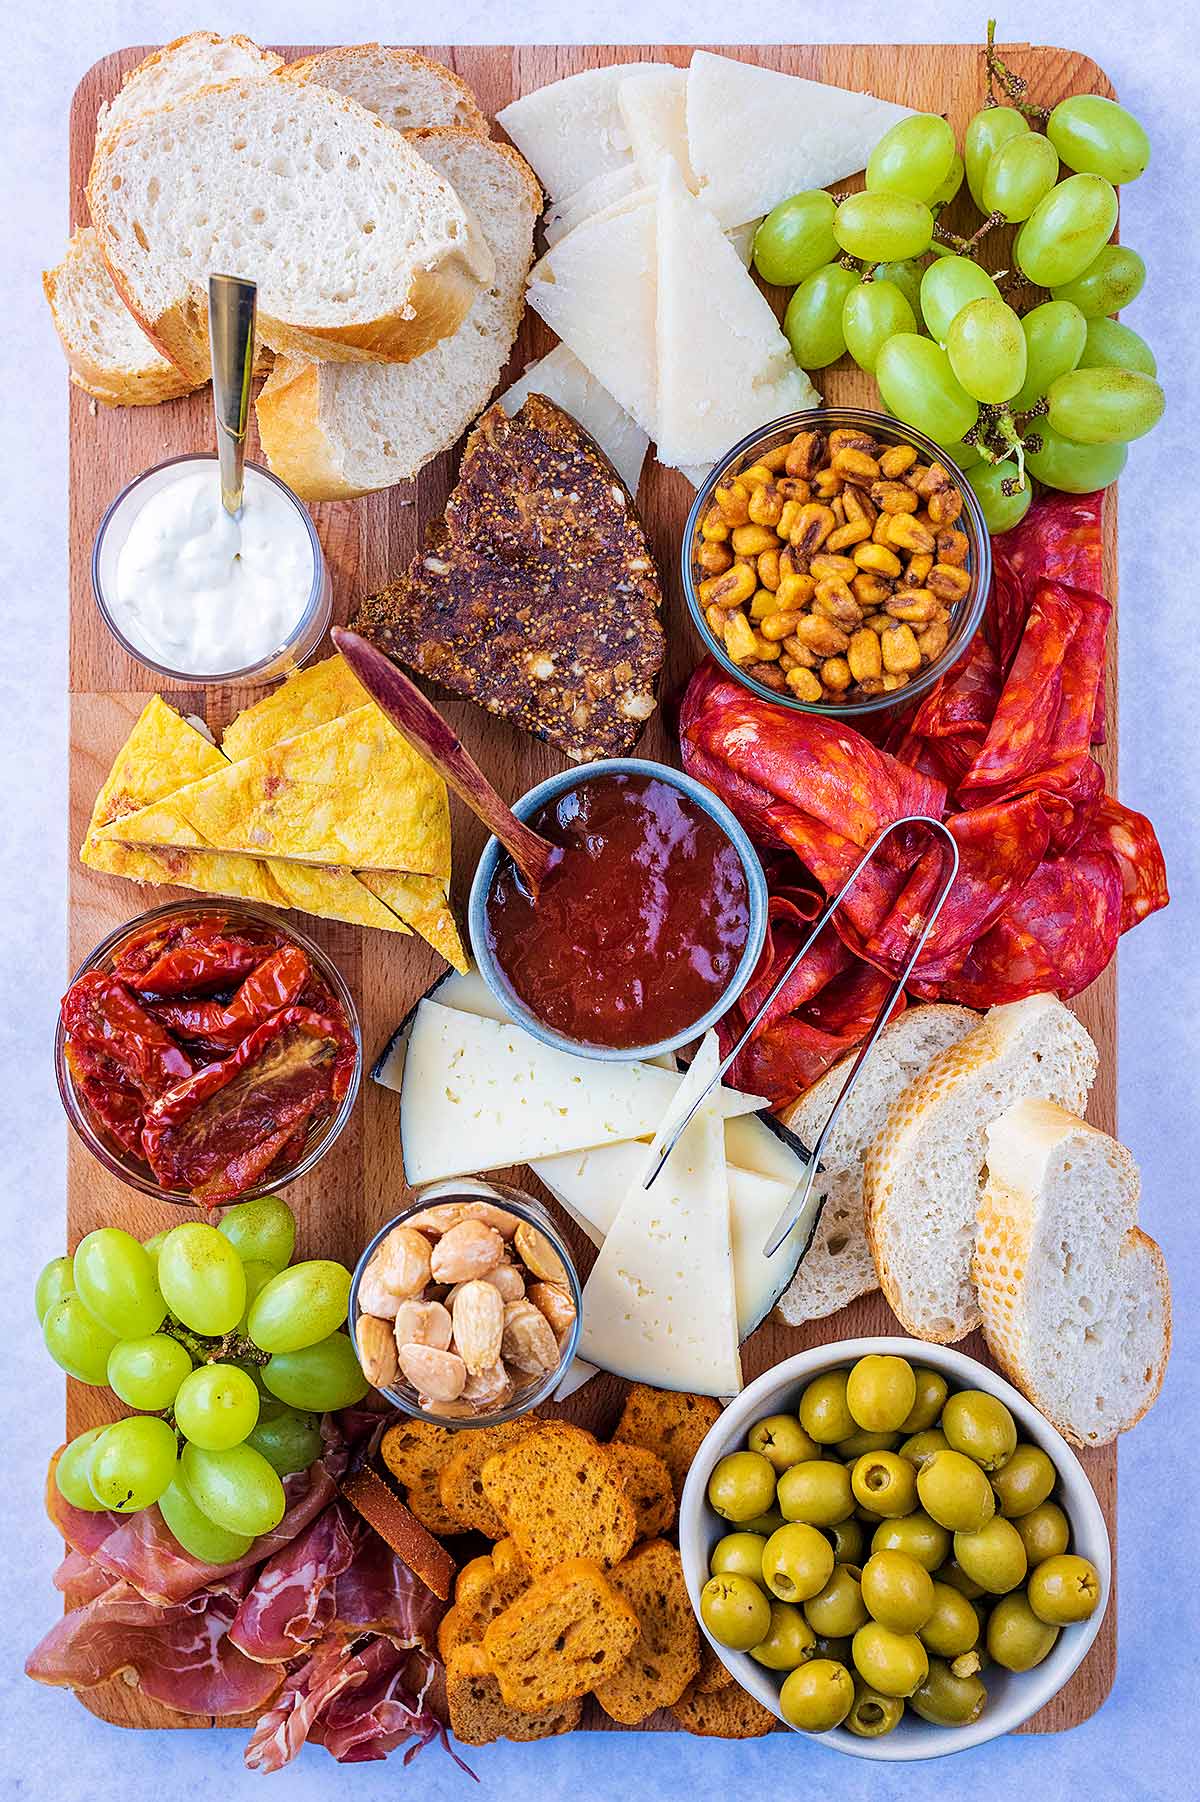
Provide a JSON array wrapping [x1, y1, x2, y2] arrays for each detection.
[[778, 1459, 854, 1527], [749, 1599, 817, 1670], [899, 1367, 950, 1434], [1027, 1554, 1102, 1624], [826, 1517, 866, 1565], [748, 1413, 820, 1473], [700, 1573, 772, 1650], [855, 1503, 884, 1526], [987, 1592, 1060, 1670], [741, 1509, 788, 1537], [710, 1532, 767, 1582], [845, 1677, 904, 1737], [918, 1450, 997, 1531], [919, 1581, 981, 1659], [779, 1658, 855, 1732], [804, 1564, 869, 1638], [871, 1511, 951, 1572], [900, 1428, 950, 1468], [707, 1450, 778, 1523], [836, 1428, 900, 1459], [799, 1371, 857, 1444], [990, 1443, 1057, 1517], [850, 1450, 918, 1518], [860, 1550, 935, 1633], [953, 1517, 1028, 1594], [941, 1390, 1018, 1472], [936, 1558, 986, 1600], [851, 1621, 929, 1697], [762, 1523, 835, 1603], [1013, 1501, 1071, 1565], [909, 1657, 986, 1727], [846, 1355, 917, 1432]]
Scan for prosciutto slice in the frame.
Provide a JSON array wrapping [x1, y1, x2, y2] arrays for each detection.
[[245, 1636, 447, 1774]]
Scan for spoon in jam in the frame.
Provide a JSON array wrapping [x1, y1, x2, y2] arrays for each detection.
[[331, 629, 559, 898]]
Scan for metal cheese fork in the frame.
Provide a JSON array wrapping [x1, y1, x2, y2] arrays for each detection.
[[638, 814, 960, 1259]]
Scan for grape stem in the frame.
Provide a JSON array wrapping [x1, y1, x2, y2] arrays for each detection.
[[159, 1320, 270, 1366], [985, 19, 1050, 122], [933, 211, 1006, 257]]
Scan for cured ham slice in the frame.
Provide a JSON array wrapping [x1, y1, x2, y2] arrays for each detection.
[[245, 1636, 447, 1773]]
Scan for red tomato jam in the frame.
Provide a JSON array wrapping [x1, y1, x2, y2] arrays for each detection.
[[483, 772, 752, 1049], [61, 911, 356, 1204]]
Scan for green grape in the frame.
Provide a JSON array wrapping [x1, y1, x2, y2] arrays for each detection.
[[174, 1363, 261, 1451], [107, 1334, 193, 1410], [73, 1228, 165, 1338], [88, 1416, 178, 1512], [948, 437, 982, 472], [181, 1442, 286, 1537], [1015, 174, 1118, 288], [55, 1427, 109, 1511], [35, 1256, 75, 1323], [238, 1260, 277, 1334], [158, 1473, 255, 1563], [1011, 300, 1088, 413], [264, 1333, 370, 1413], [872, 259, 924, 318], [216, 1197, 296, 1273], [1047, 367, 1164, 444], [981, 132, 1059, 223], [1025, 423, 1129, 492], [784, 263, 860, 369], [1079, 317, 1156, 377], [753, 190, 839, 286], [843, 280, 917, 373], [158, 1223, 246, 1336], [247, 1408, 323, 1476], [866, 114, 958, 204], [1051, 245, 1145, 319], [834, 192, 934, 262], [919, 256, 1000, 345], [875, 335, 979, 445], [965, 106, 1030, 209], [967, 462, 1033, 533], [43, 1294, 120, 1384], [247, 1260, 353, 1355], [142, 1230, 169, 1269], [947, 298, 1028, 403], [1046, 94, 1150, 185], [930, 153, 965, 209]]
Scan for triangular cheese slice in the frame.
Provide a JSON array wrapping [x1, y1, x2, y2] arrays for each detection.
[[578, 1034, 743, 1396], [686, 51, 915, 228], [655, 158, 818, 468], [619, 65, 694, 187], [497, 343, 650, 498], [497, 62, 663, 199], [543, 166, 642, 246]]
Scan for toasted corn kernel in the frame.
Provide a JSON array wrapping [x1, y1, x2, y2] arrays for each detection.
[[841, 485, 876, 525], [907, 552, 934, 583], [750, 587, 779, 620], [854, 542, 904, 578], [852, 572, 892, 608], [696, 541, 733, 577], [779, 652, 797, 672], [723, 610, 759, 664], [776, 571, 816, 610], [880, 443, 918, 477], [917, 461, 954, 499], [822, 656, 853, 693], [751, 631, 781, 661], [848, 628, 884, 682], [731, 523, 780, 556], [918, 621, 951, 660], [826, 518, 873, 551], [829, 427, 879, 455], [813, 467, 843, 499], [782, 635, 819, 667], [831, 447, 881, 483], [928, 485, 964, 527], [776, 476, 813, 503], [777, 500, 802, 542], [871, 479, 920, 514], [700, 562, 757, 608], [809, 552, 859, 582], [882, 671, 911, 690], [701, 506, 730, 543], [705, 605, 727, 641], [789, 504, 837, 559], [936, 528, 969, 566], [748, 659, 788, 692], [714, 483, 751, 526], [760, 610, 802, 641], [757, 548, 782, 591], [785, 432, 824, 478], [748, 483, 784, 528], [872, 514, 895, 544], [813, 579, 863, 628], [786, 666, 823, 702], [928, 562, 972, 603], [831, 495, 847, 525], [886, 589, 940, 623], [881, 623, 922, 673], [761, 444, 791, 473], [740, 462, 774, 487], [886, 513, 937, 554], [904, 462, 932, 492], [866, 613, 892, 635], [795, 615, 851, 657]]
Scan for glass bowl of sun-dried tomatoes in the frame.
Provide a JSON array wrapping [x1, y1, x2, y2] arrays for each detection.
[[55, 901, 362, 1207]]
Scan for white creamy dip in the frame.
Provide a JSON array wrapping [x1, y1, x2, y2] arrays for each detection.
[[107, 465, 317, 676]]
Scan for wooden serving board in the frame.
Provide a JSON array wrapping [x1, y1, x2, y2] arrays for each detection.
[[62, 41, 1119, 1740]]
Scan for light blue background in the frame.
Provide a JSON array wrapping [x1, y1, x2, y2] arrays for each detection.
[[1, 3, 1195, 1798]]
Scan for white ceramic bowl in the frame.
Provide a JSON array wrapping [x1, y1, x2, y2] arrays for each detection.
[[678, 1337, 1110, 1761]]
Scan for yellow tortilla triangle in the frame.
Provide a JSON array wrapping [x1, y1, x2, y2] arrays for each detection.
[[221, 654, 369, 762], [267, 860, 410, 936], [360, 873, 468, 972]]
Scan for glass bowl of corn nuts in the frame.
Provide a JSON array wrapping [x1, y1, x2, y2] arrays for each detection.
[[683, 409, 991, 717]]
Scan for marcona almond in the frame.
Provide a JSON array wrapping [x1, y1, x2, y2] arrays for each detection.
[[430, 1219, 505, 1283], [501, 1298, 560, 1375], [451, 1280, 505, 1375], [514, 1221, 568, 1285], [528, 1281, 576, 1338], [356, 1314, 399, 1391], [396, 1343, 467, 1402], [462, 1359, 513, 1409], [411, 1200, 519, 1239], [367, 1226, 432, 1301], [392, 1297, 452, 1352]]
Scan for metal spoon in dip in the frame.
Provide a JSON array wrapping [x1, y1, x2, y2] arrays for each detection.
[[208, 272, 258, 517]]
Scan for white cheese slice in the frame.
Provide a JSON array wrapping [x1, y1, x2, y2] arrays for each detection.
[[686, 51, 915, 229], [543, 165, 642, 246], [619, 65, 693, 187], [497, 63, 663, 199], [554, 1356, 600, 1400], [497, 343, 650, 497], [579, 1035, 743, 1395], [655, 158, 819, 469], [526, 188, 658, 439], [400, 1000, 766, 1184]]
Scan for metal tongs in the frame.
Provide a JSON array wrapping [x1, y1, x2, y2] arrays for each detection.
[[640, 815, 960, 1258]]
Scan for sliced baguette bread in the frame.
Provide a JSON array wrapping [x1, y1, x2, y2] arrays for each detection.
[[256, 130, 539, 499], [279, 43, 488, 135], [777, 1004, 978, 1327], [975, 1099, 1171, 1446], [43, 227, 194, 406], [864, 993, 1098, 1342], [88, 79, 495, 382], [95, 31, 283, 140]]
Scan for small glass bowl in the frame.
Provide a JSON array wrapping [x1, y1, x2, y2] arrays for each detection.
[[348, 1180, 583, 1430], [92, 453, 332, 685], [56, 900, 362, 1206], [682, 408, 991, 719]]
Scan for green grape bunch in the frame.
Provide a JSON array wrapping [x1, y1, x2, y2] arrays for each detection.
[[753, 23, 1163, 533], [35, 1196, 367, 1545]]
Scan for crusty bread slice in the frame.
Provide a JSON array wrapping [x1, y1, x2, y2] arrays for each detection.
[[436, 1418, 540, 1538], [88, 79, 494, 383], [96, 32, 283, 140], [865, 994, 1098, 1342], [777, 1004, 978, 1327], [604, 1442, 676, 1540], [480, 1423, 637, 1575], [482, 1558, 640, 1712], [445, 1643, 581, 1744], [279, 44, 488, 135], [593, 1540, 700, 1724], [975, 1099, 1171, 1446], [670, 1680, 775, 1738], [611, 1386, 721, 1503], [256, 130, 539, 499], [43, 227, 194, 406], [438, 1542, 531, 1661]]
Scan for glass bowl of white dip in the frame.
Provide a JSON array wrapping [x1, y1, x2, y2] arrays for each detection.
[[92, 454, 332, 685]]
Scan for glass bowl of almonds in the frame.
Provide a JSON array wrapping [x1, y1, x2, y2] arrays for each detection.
[[683, 408, 991, 717], [348, 1179, 582, 1428]]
